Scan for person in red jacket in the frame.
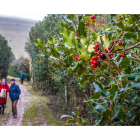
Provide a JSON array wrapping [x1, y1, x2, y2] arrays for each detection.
[[0, 78, 10, 115]]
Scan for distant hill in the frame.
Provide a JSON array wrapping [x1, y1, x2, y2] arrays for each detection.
[[0, 16, 38, 59]]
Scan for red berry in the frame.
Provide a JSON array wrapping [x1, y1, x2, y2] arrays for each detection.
[[90, 60, 94, 64], [117, 37, 119, 39], [118, 42, 122, 46], [112, 74, 114, 77], [121, 53, 126, 57], [110, 37, 113, 39], [118, 66, 120, 68], [93, 61, 97, 65], [93, 44, 99, 49], [91, 64, 97, 68], [94, 56, 98, 60], [91, 15, 96, 19], [99, 54, 104, 58], [97, 62, 100, 66], [110, 55, 113, 58], [75, 34, 79, 37], [108, 46, 111, 50], [111, 41, 114, 44], [105, 50, 108, 53], [96, 54, 100, 56], [96, 49, 99, 52], [75, 56, 79, 60]]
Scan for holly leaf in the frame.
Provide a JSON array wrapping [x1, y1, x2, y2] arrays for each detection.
[[109, 82, 118, 100], [88, 44, 95, 52], [120, 57, 130, 69], [79, 53, 90, 60], [91, 92, 101, 99], [114, 45, 124, 50], [124, 32, 137, 39], [117, 21, 124, 29], [77, 22, 87, 37], [80, 38, 87, 53], [60, 28, 74, 48], [79, 117, 87, 126], [102, 34, 110, 50], [93, 82, 109, 98], [119, 72, 140, 81], [34, 39, 46, 49], [48, 36, 56, 44], [99, 109, 112, 125]]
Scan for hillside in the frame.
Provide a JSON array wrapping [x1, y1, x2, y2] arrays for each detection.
[[0, 16, 38, 59]]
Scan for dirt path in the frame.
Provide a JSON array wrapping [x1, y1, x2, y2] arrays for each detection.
[[6, 85, 48, 126]]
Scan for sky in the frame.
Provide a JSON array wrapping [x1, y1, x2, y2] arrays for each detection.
[[0, 0, 138, 21]]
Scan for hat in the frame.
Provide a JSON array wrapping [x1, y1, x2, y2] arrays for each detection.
[[10, 79, 15, 82]]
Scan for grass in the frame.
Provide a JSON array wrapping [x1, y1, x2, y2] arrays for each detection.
[[22, 85, 64, 126]]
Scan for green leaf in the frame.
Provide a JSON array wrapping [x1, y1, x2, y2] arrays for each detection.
[[34, 39, 46, 49], [94, 104, 106, 113], [124, 32, 137, 39], [60, 28, 74, 48], [77, 22, 87, 37], [99, 109, 112, 125], [93, 82, 109, 98], [66, 118, 77, 123], [60, 115, 73, 119], [111, 110, 125, 121], [91, 92, 101, 99], [119, 72, 140, 81], [77, 38, 87, 53], [92, 32, 98, 41], [114, 45, 123, 50], [120, 57, 130, 69], [88, 44, 95, 52], [117, 21, 124, 29], [102, 34, 110, 50], [109, 82, 118, 100], [48, 36, 56, 44], [79, 53, 90, 60], [79, 117, 87, 126], [50, 47, 60, 58], [66, 14, 75, 20]]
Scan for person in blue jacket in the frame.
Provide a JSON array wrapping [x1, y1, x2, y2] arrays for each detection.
[[9, 79, 21, 118], [20, 73, 25, 84]]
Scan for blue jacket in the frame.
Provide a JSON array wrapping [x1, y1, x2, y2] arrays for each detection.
[[9, 83, 21, 101], [20, 73, 25, 80]]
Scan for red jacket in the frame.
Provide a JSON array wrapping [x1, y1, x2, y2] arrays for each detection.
[[0, 83, 10, 103]]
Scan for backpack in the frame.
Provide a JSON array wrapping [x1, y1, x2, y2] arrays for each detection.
[[0, 89, 6, 98]]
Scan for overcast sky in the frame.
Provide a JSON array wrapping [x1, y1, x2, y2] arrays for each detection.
[[0, 0, 138, 21]]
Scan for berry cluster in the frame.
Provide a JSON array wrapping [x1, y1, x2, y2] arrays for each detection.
[[90, 55, 100, 68], [91, 15, 96, 20]]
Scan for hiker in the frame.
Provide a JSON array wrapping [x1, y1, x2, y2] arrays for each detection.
[[0, 78, 10, 115], [20, 73, 25, 84], [9, 79, 21, 118]]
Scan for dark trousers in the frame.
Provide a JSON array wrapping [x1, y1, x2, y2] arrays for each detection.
[[21, 80, 23, 84], [11, 100, 18, 115]]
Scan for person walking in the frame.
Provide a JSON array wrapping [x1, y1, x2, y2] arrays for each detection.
[[0, 78, 10, 115], [20, 73, 25, 84], [9, 79, 21, 118]]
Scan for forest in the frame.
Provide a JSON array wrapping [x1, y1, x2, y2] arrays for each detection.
[[2, 14, 140, 126]]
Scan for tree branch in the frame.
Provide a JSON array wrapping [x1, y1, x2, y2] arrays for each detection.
[[109, 32, 124, 54]]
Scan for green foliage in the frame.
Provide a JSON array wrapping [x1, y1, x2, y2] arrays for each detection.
[[28, 14, 140, 126], [0, 34, 15, 79], [8, 57, 31, 81]]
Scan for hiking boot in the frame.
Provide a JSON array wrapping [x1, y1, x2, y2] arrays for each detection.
[[10, 114, 14, 117], [14, 115, 17, 118], [2, 112, 4, 115]]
